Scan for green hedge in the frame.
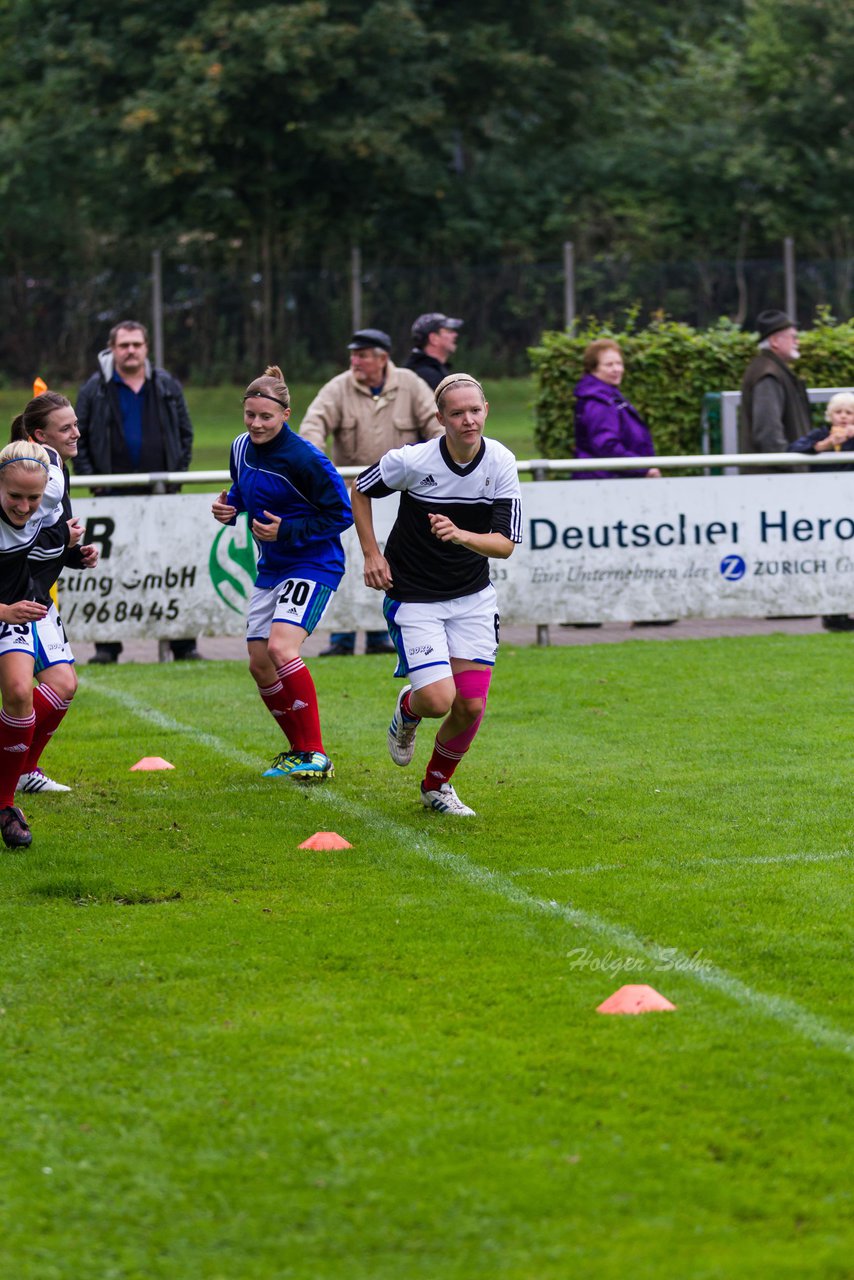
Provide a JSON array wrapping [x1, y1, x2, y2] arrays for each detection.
[[530, 312, 854, 459]]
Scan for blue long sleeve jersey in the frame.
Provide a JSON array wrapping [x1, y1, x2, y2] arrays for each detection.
[[226, 427, 353, 590]]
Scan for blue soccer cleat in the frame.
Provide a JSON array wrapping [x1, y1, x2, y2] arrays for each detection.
[[263, 750, 334, 781]]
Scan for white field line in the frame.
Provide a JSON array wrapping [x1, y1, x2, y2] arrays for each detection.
[[510, 850, 853, 876], [85, 681, 853, 1057]]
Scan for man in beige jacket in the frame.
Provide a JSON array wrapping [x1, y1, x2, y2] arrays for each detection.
[[300, 327, 441, 655]]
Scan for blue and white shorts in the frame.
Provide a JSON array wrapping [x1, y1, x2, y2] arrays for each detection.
[[34, 603, 75, 672], [247, 575, 335, 642], [383, 584, 500, 690]]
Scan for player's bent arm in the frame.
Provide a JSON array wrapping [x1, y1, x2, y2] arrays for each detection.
[[350, 487, 393, 590], [0, 600, 48, 624], [428, 517, 516, 560]]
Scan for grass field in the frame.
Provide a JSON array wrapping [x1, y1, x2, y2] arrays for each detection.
[[0, 378, 538, 473], [1, 634, 851, 1279]]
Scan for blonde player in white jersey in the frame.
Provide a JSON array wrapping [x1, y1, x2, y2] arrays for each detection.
[[351, 374, 522, 817]]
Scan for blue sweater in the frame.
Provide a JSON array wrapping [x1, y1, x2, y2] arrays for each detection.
[[226, 427, 353, 589]]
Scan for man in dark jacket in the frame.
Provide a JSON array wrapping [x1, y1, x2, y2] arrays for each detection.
[[740, 309, 812, 452], [75, 320, 200, 662], [404, 313, 463, 391]]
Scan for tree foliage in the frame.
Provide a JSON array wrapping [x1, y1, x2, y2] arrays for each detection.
[[2, 0, 854, 370]]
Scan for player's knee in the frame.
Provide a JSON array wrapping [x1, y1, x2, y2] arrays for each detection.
[[414, 682, 455, 719], [247, 653, 273, 685], [454, 694, 485, 725], [2, 685, 34, 718], [42, 668, 77, 701]]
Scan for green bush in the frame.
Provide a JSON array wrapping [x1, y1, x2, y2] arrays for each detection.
[[530, 311, 854, 458]]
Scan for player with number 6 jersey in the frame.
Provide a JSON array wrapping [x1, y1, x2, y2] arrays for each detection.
[[211, 365, 352, 781], [352, 373, 522, 817]]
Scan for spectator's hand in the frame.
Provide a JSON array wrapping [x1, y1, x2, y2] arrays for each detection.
[[211, 489, 236, 524], [1, 600, 47, 624], [67, 517, 85, 548], [363, 550, 393, 591], [826, 425, 851, 449], [428, 513, 463, 543], [252, 510, 281, 542], [79, 543, 99, 569], [645, 467, 662, 478]]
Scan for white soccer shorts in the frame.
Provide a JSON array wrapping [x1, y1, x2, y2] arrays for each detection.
[[384, 584, 500, 690], [0, 618, 37, 660], [246, 575, 334, 641], [34, 603, 75, 672]]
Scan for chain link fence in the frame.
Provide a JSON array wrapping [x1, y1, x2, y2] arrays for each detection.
[[3, 250, 852, 386]]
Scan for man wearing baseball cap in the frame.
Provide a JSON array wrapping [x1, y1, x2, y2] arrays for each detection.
[[299, 327, 440, 655], [404, 313, 464, 391]]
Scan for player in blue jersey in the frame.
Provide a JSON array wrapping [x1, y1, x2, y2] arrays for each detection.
[[351, 373, 523, 816], [211, 366, 353, 780]]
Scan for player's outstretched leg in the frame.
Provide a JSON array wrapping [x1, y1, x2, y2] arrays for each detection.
[[420, 781, 476, 817], [387, 685, 421, 766], [263, 750, 334, 781], [419, 669, 491, 818]]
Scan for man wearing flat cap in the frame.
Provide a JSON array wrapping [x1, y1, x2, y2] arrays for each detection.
[[299, 327, 440, 655], [741, 309, 811, 453], [404, 313, 464, 391]]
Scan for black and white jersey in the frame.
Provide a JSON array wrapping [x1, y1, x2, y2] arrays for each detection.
[[0, 449, 65, 605], [356, 435, 523, 603]]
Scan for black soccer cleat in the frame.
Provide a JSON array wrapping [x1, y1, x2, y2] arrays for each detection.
[[0, 805, 33, 849]]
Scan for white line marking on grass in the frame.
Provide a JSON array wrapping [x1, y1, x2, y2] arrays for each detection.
[[83, 682, 852, 1057], [80, 681, 260, 769], [510, 850, 853, 876]]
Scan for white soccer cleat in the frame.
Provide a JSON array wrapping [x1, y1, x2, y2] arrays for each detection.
[[387, 684, 420, 767], [420, 781, 476, 817], [17, 768, 71, 794]]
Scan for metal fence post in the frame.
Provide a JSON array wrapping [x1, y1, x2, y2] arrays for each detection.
[[151, 249, 165, 370], [563, 241, 575, 332], [351, 245, 362, 332], [784, 237, 797, 323]]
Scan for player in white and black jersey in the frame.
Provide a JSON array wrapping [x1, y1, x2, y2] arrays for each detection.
[[0, 438, 66, 847], [352, 373, 522, 816], [12, 390, 99, 795]]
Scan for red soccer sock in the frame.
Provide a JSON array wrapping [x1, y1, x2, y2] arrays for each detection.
[[0, 709, 36, 807], [421, 712, 485, 792], [258, 677, 296, 745], [276, 658, 324, 753], [21, 684, 72, 776], [400, 688, 421, 724]]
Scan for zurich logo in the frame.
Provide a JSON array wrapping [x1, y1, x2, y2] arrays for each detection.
[[720, 554, 746, 581]]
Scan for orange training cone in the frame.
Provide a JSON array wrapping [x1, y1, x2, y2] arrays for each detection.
[[33, 377, 48, 396], [596, 984, 676, 1015], [130, 757, 175, 771], [298, 831, 353, 850]]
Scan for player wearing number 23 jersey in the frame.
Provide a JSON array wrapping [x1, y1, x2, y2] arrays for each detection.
[[212, 366, 352, 782]]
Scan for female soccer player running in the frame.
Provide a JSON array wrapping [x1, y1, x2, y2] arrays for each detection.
[[12, 391, 98, 795], [0, 438, 66, 847], [351, 374, 523, 816], [211, 366, 352, 780]]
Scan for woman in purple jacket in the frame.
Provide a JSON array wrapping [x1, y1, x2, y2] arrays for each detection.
[[573, 340, 661, 480]]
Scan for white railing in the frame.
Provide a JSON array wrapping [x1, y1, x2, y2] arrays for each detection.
[[67, 451, 854, 490]]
